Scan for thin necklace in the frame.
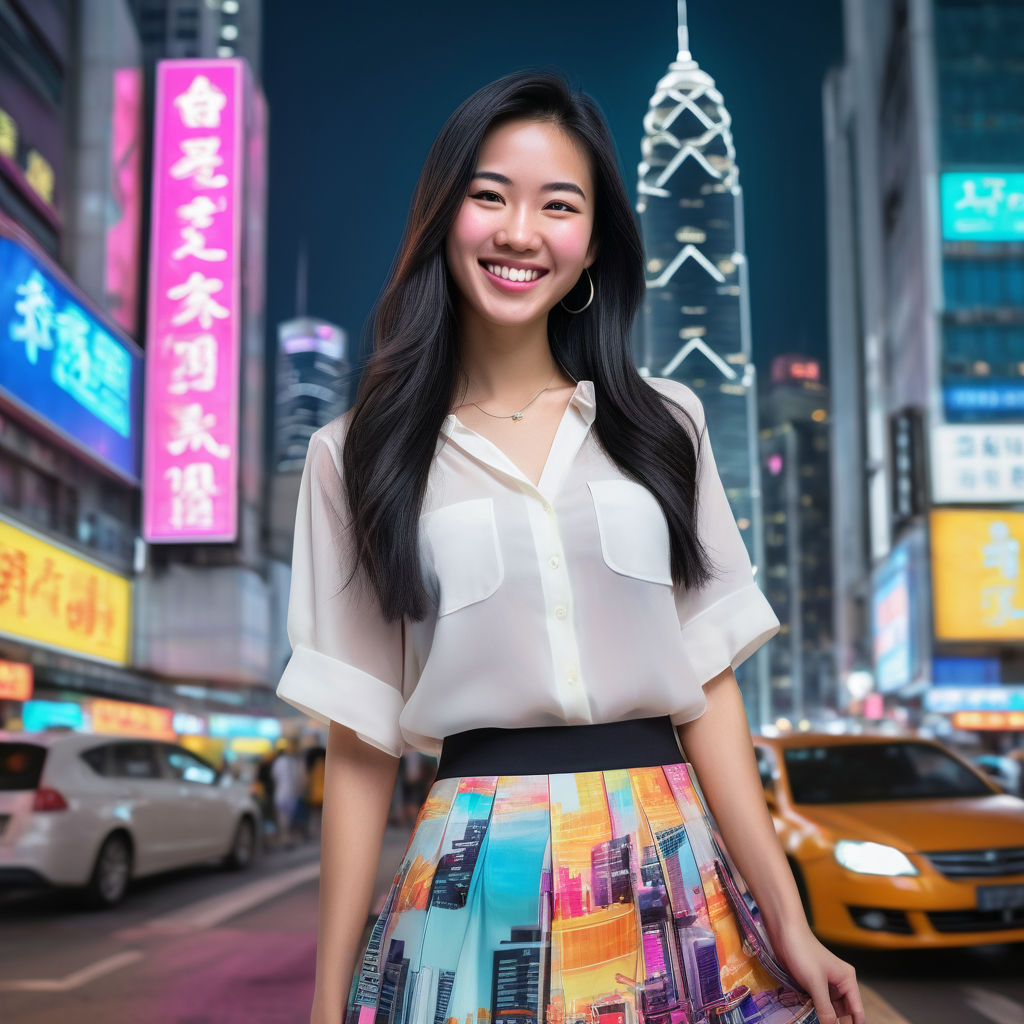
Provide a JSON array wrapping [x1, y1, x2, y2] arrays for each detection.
[[468, 371, 559, 422]]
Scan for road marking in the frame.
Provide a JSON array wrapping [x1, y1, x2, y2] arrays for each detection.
[[857, 984, 913, 1024], [0, 950, 144, 992], [114, 860, 321, 938], [963, 986, 1024, 1024]]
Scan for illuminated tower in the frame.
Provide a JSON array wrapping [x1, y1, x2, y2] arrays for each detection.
[[637, 1, 770, 721]]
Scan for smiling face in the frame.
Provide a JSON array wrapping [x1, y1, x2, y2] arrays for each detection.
[[445, 118, 598, 330]]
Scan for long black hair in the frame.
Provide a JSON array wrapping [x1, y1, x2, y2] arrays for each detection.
[[342, 68, 718, 622]]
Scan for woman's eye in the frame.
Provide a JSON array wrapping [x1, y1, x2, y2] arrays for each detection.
[[469, 191, 576, 213]]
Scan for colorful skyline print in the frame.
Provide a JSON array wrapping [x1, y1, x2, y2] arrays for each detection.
[[347, 764, 818, 1024]]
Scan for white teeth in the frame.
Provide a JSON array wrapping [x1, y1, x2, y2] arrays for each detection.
[[485, 264, 541, 282]]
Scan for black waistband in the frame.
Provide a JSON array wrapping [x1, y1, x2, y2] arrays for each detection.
[[434, 715, 683, 780]]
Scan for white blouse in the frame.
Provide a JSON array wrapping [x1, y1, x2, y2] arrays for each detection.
[[275, 376, 779, 758]]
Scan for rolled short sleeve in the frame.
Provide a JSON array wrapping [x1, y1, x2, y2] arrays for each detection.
[[275, 422, 406, 757], [666, 385, 780, 707]]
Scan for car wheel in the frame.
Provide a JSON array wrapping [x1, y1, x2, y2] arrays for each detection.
[[787, 857, 813, 928], [224, 815, 256, 871], [83, 832, 132, 909]]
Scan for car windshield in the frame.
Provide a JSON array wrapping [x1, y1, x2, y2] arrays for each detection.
[[783, 742, 994, 804], [0, 742, 47, 791]]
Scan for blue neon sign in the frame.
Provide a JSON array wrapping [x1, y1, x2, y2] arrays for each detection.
[[0, 236, 142, 481], [941, 172, 1024, 242], [208, 714, 281, 740], [22, 699, 84, 732], [944, 385, 1024, 417], [872, 542, 915, 694]]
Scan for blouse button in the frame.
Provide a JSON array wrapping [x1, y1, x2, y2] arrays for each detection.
[[554, 605, 567, 620], [549, 555, 560, 569], [567, 667, 578, 685], [542, 501, 553, 515]]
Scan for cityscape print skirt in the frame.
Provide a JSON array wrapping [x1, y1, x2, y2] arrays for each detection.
[[345, 717, 818, 1024]]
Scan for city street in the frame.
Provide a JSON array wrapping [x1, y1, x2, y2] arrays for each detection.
[[0, 828, 409, 1024], [0, 823, 1020, 1024], [1, 2, 1023, 1023]]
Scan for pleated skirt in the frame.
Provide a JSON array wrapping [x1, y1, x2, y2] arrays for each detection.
[[345, 716, 818, 1024]]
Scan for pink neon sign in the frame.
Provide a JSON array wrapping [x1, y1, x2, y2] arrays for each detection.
[[144, 61, 243, 542]]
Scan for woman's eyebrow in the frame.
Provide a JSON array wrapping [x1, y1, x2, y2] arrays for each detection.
[[471, 170, 586, 201]]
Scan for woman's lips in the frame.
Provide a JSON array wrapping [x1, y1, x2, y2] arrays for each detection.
[[479, 262, 548, 292]]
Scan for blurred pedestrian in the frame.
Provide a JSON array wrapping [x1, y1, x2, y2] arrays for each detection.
[[254, 750, 276, 847], [302, 746, 326, 840], [271, 739, 304, 849]]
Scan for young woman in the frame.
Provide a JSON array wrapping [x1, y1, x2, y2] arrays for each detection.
[[277, 70, 864, 1024]]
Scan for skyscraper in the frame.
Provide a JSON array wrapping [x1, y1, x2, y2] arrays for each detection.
[[491, 927, 545, 1024], [760, 355, 834, 721], [273, 315, 351, 472], [130, 0, 261, 73], [429, 817, 489, 909], [637, 1, 770, 720], [590, 836, 633, 907]]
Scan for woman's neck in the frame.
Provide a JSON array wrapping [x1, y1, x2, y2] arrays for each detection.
[[455, 310, 574, 403]]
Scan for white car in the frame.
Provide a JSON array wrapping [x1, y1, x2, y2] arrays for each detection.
[[0, 729, 262, 908]]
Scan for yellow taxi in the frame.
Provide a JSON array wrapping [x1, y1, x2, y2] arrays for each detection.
[[751, 731, 1024, 949]]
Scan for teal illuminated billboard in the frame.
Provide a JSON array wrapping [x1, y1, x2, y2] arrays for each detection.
[[941, 172, 1024, 241]]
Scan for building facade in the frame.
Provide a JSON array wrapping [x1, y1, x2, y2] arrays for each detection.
[[0, 0, 151, 729], [825, 0, 1024, 738]]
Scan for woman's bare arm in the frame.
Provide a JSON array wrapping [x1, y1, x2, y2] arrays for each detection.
[[676, 667, 863, 1024], [310, 721, 401, 1024]]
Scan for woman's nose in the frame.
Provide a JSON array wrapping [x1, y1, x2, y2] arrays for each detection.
[[496, 208, 540, 250]]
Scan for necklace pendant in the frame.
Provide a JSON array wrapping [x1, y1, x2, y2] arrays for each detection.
[[511, 411, 523, 421]]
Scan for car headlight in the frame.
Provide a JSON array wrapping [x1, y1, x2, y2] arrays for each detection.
[[833, 840, 919, 877]]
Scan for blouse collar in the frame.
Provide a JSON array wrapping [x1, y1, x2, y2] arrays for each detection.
[[436, 380, 596, 496]]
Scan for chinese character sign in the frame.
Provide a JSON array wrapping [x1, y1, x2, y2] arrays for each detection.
[[931, 425, 1024, 503], [0, 233, 142, 481], [92, 698, 175, 740], [145, 61, 244, 542], [0, 659, 33, 701], [941, 172, 1024, 242], [931, 509, 1024, 642], [0, 517, 131, 664]]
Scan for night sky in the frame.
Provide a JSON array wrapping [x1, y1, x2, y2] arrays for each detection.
[[261, 1, 844, 380]]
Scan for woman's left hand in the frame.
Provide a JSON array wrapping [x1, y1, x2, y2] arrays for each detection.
[[768, 923, 864, 1024]]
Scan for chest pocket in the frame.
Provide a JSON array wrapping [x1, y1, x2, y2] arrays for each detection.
[[420, 497, 505, 616], [587, 479, 673, 586]]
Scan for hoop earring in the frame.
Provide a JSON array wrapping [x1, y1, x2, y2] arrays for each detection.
[[559, 267, 594, 314]]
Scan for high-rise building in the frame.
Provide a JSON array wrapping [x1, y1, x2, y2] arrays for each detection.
[[637, 1, 770, 722], [130, 0, 261, 75], [66, 0, 146, 339], [760, 355, 834, 722], [274, 316, 351, 472], [267, 311, 351, 561], [590, 835, 633, 907], [824, 0, 1024, 732], [430, 817, 489, 909], [491, 927, 544, 1024]]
